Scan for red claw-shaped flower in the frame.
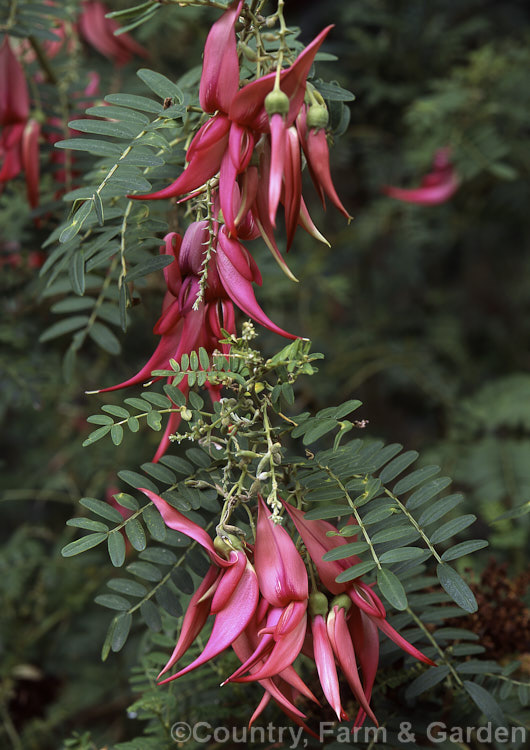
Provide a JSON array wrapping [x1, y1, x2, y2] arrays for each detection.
[[382, 147, 459, 205], [78, 1, 149, 66], [200, 0, 243, 114]]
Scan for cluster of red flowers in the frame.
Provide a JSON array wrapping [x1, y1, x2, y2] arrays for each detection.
[[0, 3, 147, 215], [96, 1, 353, 458], [142, 488, 434, 732]]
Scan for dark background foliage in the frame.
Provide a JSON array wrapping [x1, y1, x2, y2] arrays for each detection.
[[1, 0, 529, 747]]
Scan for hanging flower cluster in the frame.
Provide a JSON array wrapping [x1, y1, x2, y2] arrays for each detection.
[[94, 1, 351, 459], [141, 488, 434, 732], [0, 37, 40, 210]]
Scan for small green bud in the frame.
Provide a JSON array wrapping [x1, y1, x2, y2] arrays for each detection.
[[330, 594, 351, 613], [309, 591, 328, 617], [306, 104, 329, 131], [265, 89, 290, 117], [180, 407, 193, 421]]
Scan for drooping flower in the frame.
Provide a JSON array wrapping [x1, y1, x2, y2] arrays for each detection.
[[382, 147, 459, 205], [141, 488, 259, 681], [0, 37, 40, 209], [78, 1, 149, 66]]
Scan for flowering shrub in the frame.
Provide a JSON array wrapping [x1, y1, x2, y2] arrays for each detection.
[[1, 1, 529, 748]]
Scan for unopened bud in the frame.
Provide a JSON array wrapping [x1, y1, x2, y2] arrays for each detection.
[[239, 42, 257, 61], [309, 591, 328, 617], [265, 89, 290, 117], [306, 104, 329, 131], [330, 594, 352, 613], [180, 408, 193, 421]]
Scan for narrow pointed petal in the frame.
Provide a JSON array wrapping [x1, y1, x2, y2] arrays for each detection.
[[281, 499, 357, 593], [159, 557, 259, 683], [233, 610, 307, 682], [349, 608, 379, 727], [348, 582, 386, 619], [129, 117, 230, 200], [161, 232, 182, 297], [305, 128, 352, 219], [312, 614, 347, 721], [0, 37, 30, 124], [199, 0, 243, 113], [372, 616, 436, 666], [248, 691, 271, 727], [21, 119, 40, 209], [219, 150, 239, 236], [268, 113, 286, 226], [231, 633, 308, 720], [217, 227, 254, 281], [298, 196, 330, 246], [283, 126, 302, 250], [328, 607, 378, 725], [381, 174, 459, 205], [253, 148, 298, 280], [158, 564, 220, 677], [235, 165, 259, 226], [229, 122, 255, 173], [216, 242, 298, 339], [254, 495, 308, 607], [210, 550, 246, 613], [140, 488, 233, 567]]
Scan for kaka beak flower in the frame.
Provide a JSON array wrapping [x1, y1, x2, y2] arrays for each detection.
[[309, 592, 348, 721], [297, 102, 352, 220], [0, 36, 30, 126], [327, 595, 379, 726], [215, 226, 298, 339], [21, 119, 40, 209], [141, 489, 259, 682], [382, 147, 459, 205], [281, 499, 362, 594], [199, 0, 243, 114], [78, 1, 149, 66], [130, 114, 231, 201]]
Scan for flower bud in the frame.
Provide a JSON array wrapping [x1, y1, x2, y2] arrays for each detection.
[[306, 103, 329, 131], [330, 593, 351, 613], [265, 89, 290, 117], [309, 591, 328, 617]]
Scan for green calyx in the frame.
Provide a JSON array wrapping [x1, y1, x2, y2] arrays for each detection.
[[330, 593, 352, 613], [309, 591, 329, 617], [265, 89, 290, 117], [306, 104, 329, 131], [213, 532, 243, 556]]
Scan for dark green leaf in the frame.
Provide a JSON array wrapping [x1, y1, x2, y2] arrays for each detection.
[[441, 540, 488, 561], [125, 254, 174, 282], [105, 93, 161, 114], [140, 600, 162, 631], [40, 315, 89, 343], [107, 531, 126, 567], [127, 561, 162, 582], [89, 322, 121, 355], [110, 424, 124, 446], [108, 578, 147, 597], [393, 465, 440, 495], [141, 462, 176, 485], [379, 547, 426, 563], [377, 568, 407, 610], [61, 532, 107, 557], [56, 138, 123, 157], [95, 594, 131, 611], [417, 494, 464, 526], [463, 681, 504, 726], [82, 425, 112, 446], [406, 666, 451, 699], [143, 505, 167, 541], [430, 515, 476, 545], [111, 612, 132, 653], [79, 496, 124, 522], [406, 477, 452, 510], [335, 560, 377, 582], [117, 469, 158, 493], [125, 518, 147, 551], [66, 518, 109, 532], [137, 68, 183, 101], [379, 451, 419, 484], [437, 564, 477, 613]]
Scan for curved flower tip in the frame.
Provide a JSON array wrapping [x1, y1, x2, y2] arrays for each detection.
[[382, 148, 459, 205], [0, 36, 30, 126], [199, 0, 243, 114]]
